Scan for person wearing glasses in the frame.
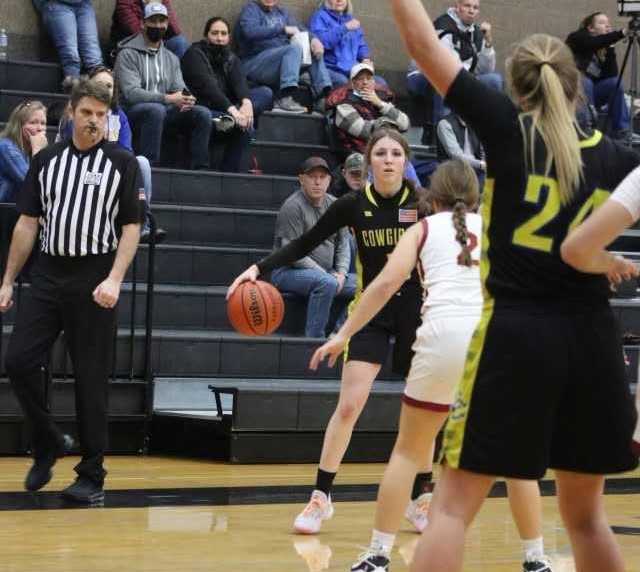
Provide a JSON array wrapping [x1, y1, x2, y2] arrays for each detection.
[[0, 101, 48, 203]]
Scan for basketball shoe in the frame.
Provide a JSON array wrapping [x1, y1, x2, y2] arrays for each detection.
[[405, 492, 431, 532], [350, 549, 390, 572], [293, 490, 334, 534], [522, 556, 553, 572]]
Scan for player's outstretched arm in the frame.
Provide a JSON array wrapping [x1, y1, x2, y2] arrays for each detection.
[[310, 222, 423, 370], [389, 0, 462, 97]]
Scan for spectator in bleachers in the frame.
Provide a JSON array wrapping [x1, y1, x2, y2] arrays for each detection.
[[56, 67, 166, 243], [110, 0, 190, 60], [114, 2, 212, 170], [407, 0, 502, 141], [270, 156, 356, 338], [326, 62, 409, 156], [309, 0, 382, 87], [566, 12, 635, 142], [181, 17, 274, 173], [0, 101, 48, 203], [436, 113, 485, 188], [330, 152, 363, 198], [236, 0, 333, 114], [32, 0, 103, 83]]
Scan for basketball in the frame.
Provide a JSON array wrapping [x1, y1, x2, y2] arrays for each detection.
[[227, 280, 284, 336]]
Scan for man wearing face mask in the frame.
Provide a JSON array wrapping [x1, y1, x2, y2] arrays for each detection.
[[114, 2, 212, 170], [181, 16, 274, 172]]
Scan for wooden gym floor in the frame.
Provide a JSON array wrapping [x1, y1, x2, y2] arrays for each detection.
[[0, 457, 638, 572]]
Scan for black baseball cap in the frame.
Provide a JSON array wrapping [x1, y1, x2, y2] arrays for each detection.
[[300, 156, 331, 175]]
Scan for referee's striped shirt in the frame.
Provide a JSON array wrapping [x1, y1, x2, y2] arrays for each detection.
[[17, 140, 144, 257]]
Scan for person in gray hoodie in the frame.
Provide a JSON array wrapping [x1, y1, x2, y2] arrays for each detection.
[[114, 2, 212, 169]]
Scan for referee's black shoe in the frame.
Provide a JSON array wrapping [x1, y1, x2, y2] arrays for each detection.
[[25, 434, 74, 492], [62, 476, 105, 505]]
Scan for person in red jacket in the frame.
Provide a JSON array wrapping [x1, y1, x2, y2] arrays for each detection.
[[110, 0, 190, 59]]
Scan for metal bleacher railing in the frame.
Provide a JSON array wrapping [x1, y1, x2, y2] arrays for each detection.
[[0, 203, 157, 452]]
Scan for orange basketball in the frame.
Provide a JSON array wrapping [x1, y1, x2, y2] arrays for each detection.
[[227, 280, 284, 336]]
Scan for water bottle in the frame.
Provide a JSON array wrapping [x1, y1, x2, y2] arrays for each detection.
[[0, 29, 8, 61]]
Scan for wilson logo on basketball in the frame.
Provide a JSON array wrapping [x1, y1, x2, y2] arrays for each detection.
[[248, 289, 264, 326]]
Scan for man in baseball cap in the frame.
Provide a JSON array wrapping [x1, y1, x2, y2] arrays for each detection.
[[144, 2, 169, 20], [330, 153, 364, 198]]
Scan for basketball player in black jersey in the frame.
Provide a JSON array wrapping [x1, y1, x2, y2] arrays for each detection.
[[390, 1, 640, 571], [228, 129, 432, 534]]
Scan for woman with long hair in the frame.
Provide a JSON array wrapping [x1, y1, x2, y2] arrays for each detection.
[[0, 101, 48, 203], [228, 128, 433, 535], [311, 160, 551, 572], [389, 1, 639, 570]]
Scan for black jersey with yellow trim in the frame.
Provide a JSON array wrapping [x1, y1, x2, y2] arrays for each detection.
[[257, 182, 421, 292], [445, 69, 640, 303]]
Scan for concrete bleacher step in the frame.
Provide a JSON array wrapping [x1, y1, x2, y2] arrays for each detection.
[[0, 59, 62, 94], [151, 376, 404, 462], [0, 89, 68, 124], [0, 326, 399, 380], [128, 244, 269, 286], [152, 203, 276, 248], [256, 111, 327, 145], [152, 168, 296, 209], [117, 285, 321, 335]]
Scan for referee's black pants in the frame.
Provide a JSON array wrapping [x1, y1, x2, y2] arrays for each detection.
[[5, 253, 117, 485]]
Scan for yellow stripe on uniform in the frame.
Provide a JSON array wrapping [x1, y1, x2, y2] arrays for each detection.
[[444, 178, 496, 468], [343, 250, 364, 363], [364, 183, 378, 207], [579, 130, 602, 149]]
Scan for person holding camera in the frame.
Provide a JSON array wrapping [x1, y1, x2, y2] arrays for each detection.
[[566, 12, 634, 142], [114, 2, 212, 169]]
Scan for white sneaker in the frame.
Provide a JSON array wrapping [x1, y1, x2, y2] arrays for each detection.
[[293, 490, 334, 534], [405, 492, 431, 533]]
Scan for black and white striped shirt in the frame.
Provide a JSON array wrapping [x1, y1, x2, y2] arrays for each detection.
[[17, 140, 144, 257]]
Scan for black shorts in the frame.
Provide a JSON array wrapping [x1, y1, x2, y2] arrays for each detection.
[[443, 301, 639, 479], [344, 285, 422, 377]]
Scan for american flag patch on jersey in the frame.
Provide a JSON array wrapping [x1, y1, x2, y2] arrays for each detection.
[[398, 209, 418, 223]]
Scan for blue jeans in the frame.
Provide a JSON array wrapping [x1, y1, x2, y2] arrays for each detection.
[[164, 34, 190, 59], [271, 267, 357, 338], [242, 44, 332, 98], [583, 76, 630, 132], [127, 102, 212, 169], [40, 0, 103, 78], [135, 155, 152, 231]]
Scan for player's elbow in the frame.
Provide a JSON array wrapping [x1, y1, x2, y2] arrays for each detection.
[[560, 238, 589, 270]]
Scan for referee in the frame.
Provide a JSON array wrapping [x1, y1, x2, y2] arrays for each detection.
[[0, 79, 144, 503]]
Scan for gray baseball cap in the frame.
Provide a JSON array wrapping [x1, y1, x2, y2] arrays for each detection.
[[344, 153, 364, 173], [144, 2, 169, 19]]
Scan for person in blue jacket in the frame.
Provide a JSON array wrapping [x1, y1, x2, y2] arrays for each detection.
[[309, 0, 383, 87], [0, 101, 48, 203], [57, 68, 166, 243], [235, 0, 333, 113]]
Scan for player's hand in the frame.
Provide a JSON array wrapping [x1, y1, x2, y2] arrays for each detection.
[[309, 333, 348, 370], [0, 283, 14, 313], [607, 255, 639, 286], [93, 277, 121, 309], [227, 264, 260, 300]]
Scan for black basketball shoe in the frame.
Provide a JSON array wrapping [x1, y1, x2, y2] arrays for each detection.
[[25, 434, 74, 492], [350, 550, 390, 572]]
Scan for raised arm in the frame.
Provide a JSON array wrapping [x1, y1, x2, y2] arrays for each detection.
[[309, 222, 423, 369], [389, 0, 462, 97]]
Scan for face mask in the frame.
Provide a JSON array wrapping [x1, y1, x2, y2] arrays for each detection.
[[146, 27, 166, 43]]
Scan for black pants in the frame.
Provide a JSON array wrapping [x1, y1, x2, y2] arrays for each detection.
[[5, 253, 117, 484]]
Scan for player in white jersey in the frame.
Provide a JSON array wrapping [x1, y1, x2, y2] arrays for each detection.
[[562, 164, 640, 460], [311, 160, 552, 572]]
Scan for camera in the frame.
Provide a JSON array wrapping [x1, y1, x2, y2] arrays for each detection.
[[619, 0, 640, 16]]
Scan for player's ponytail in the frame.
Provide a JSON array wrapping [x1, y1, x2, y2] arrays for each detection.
[[427, 159, 479, 267], [507, 34, 583, 205]]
